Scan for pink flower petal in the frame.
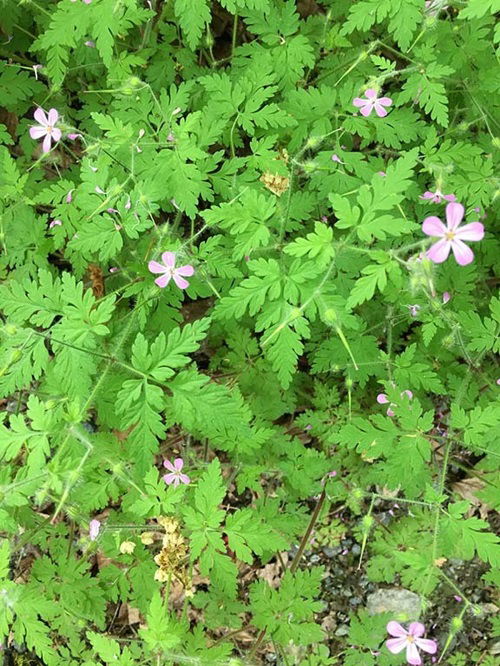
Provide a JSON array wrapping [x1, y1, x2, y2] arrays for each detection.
[[386, 638, 407, 654], [420, 191, 435, 200], [377, 96, 392, 106], [422, 216, 446, 237], [163, 459, 176, 473], [172, 274, 189, 289], [365, 89, 377, 99], [359, 103, 374, 117], [377, 393, 389, 404], [454, 222, 484, 241], [442, 291, 451, 304], [409, 622, 425, 638], [176, 264, 194, 277], [445, 202, 464, 230], [387, 621, 407, 638], [161, 251, 176, 268], [29, 126, 46, 139], [173, 458, 184, 471], [51, 127, 62, 142], [427, 238, 451, 263], [415, 638, 438, 654], [47, 108, 59, 126], [34, 108, 48, 126], [387, 407, 395, 417], [42, 133, 52, 153], [155, 273, 172, 288], [163, 473, 179, 486], [353, 97, 367, 107], [374, 102, 389, 117], [178, 473, 190, 484], [148, 260, 166, 274], [451, 238, 474, 266], [406, 642, 422, 666], [401, 390, 413, 399], [442, 193, 457, 202]]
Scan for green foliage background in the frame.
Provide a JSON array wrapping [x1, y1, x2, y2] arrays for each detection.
[[0, 0, 499, 664]]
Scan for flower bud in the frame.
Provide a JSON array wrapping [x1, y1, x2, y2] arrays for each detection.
[[120, 541, 136, 554]]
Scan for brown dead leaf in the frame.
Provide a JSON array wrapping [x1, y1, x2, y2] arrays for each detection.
[[256, 554, 288, 588], [452, 476, 490, 519], [260, 172, 290, 196]]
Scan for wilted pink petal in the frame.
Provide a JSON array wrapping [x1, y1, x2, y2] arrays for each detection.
[[67, 133, 82, 140], [377, 393, 389, 404], [442, 291, 451, 304], [89, 519, 101, 540], [66, 189, 73, 203], [331, 154, 344, 164], [49, 219, 62, 228], [85, 40, 96, 48], [125, 197, 131, 210]]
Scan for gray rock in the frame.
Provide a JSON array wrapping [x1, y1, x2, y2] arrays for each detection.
[[334, 624, 350, 637], [366, 588, 422, 620], [322, 546, 341, 558]]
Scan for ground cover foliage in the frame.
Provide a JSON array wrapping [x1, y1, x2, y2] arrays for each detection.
[[0, 0, 499, 664]]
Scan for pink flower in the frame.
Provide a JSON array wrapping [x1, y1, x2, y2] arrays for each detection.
[[386, 621, 437, 665], [423, 202, 484, 266], [49, 219, 62, 228], [442, 291, 451, 304], [353, 89, 392, 117], [420, 190, 456, 204], [89, 519, 101, 541], [163, 458, 190, 487], [377, 171, 387, 177], [148, 251, 194, 289], [331, 154, 344, 164], [66, 189, 73, 203], [407, 304, 421, 317], [377, 390, 413, 417], [67, 133, 82, 140], [29, 108, 62, 154], [85, 40, 96, 48]]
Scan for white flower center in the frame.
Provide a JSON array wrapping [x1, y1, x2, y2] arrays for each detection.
[[445, 231, 455, 241]]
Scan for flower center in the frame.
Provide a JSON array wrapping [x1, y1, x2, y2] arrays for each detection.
[[406, 635, 415, 643], [444, 231, 455, 241], [46, 125, 53, 134]]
